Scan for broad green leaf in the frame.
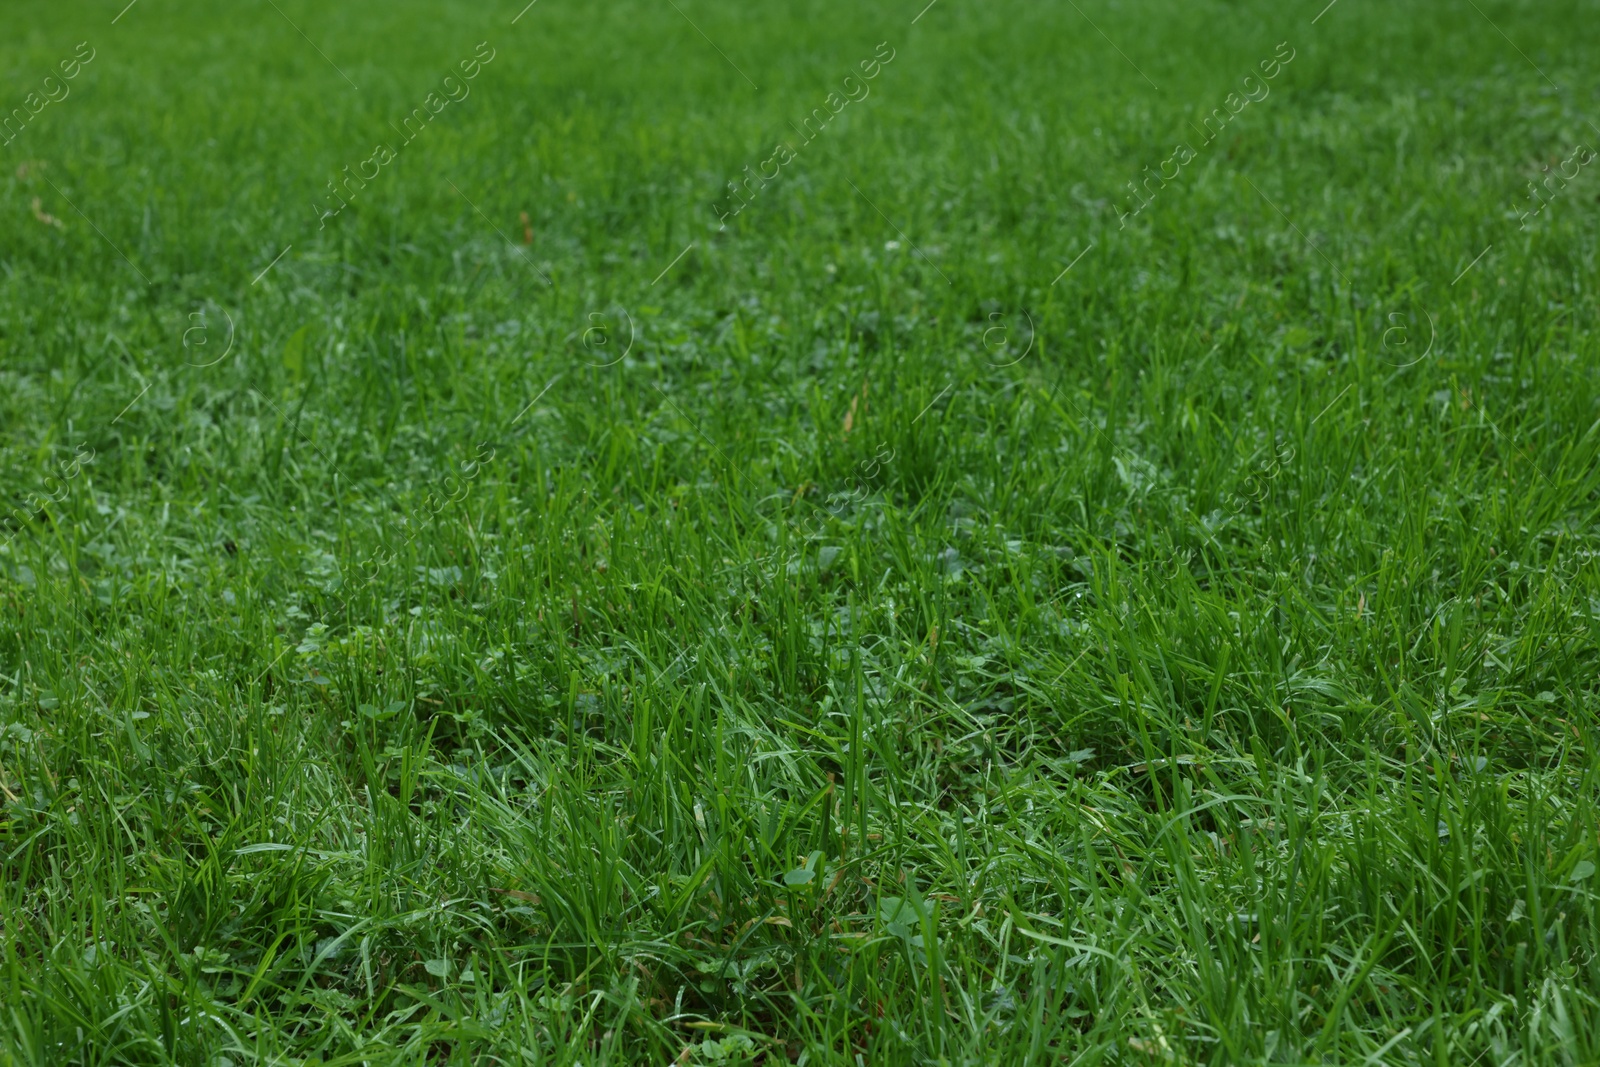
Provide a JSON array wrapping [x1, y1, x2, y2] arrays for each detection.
[[283, 323, 309, 382]]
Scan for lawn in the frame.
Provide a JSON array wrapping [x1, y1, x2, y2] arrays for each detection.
[[2, 0, 1600, 1062]]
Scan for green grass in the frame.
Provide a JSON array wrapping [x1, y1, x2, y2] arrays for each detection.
[[2, 0, 1600, 1062]]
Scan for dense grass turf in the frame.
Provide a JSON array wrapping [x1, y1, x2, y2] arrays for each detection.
[[3, 0, 1600, 1061]]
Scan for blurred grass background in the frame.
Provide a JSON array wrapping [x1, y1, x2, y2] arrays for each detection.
[[2, 0, 1600, 1062]]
